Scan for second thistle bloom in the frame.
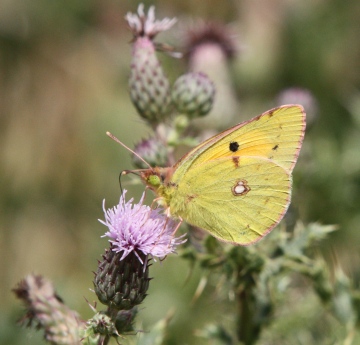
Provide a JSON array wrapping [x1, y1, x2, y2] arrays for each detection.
[[127, 4, 176, 125], [182, 22, 239, 130]]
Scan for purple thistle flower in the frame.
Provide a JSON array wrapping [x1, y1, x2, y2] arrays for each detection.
[[99, 190, 186, 263]]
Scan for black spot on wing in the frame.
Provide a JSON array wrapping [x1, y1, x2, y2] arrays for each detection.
[[229, 141, 239, 152]]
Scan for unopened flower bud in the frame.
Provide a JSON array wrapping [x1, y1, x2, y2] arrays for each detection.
[[172, 72, 215, 119], [86, 312, 118, 337], [133, 137, 168, 169], [114, 308, 138, 333]]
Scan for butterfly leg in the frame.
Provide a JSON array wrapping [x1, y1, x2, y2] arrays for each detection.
[[171, 215, 183, 237], [165, 212, 183, 249], [151, 208, 183, 252], [150, 196, 166, 209]]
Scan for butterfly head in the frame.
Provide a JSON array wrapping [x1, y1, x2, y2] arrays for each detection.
[[141, 169, 161, 189], [140, 167, 172, 191]]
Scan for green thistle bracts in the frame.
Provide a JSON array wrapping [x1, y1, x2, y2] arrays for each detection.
[[129, 37, 171, 125], [85, 309, 137, 337], [94, 247, 150, 310], [172, 72, 215, 119]]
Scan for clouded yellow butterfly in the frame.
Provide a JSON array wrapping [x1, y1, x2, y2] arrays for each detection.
[[110, 104, 306, 245]]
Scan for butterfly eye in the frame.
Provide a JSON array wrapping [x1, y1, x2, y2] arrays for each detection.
[[148, 174, 161, 187], [229, 141, 239, 152]]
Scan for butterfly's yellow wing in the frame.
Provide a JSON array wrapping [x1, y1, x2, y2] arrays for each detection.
[[168, 157, 291, 245], [174, 105, 305, 174], [142, 104, 306, 245]]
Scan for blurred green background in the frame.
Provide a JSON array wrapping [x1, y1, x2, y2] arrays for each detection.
[[1, 0, 360, 344]]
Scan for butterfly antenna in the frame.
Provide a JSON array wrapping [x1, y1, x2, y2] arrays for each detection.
[[106, 131, 152, 170]]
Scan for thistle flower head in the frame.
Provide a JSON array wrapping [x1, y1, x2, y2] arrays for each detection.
[[183, 21, 238, 63], [181, 21, 239, 130], [95, 191, 185, 310], [100, 190, 185, 263], [126, 3, 177, 39]]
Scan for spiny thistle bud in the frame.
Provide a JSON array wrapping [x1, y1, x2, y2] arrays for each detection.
[[94, 247, 150, 310], [172, 72, 215, 119], [114, 308, 138, 334], [85, 309, 137, 340], [12, 274, 83, 344], [86, 312, 118, 338], [132, 136, 168, 169], [126, 4, 177, 125]]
